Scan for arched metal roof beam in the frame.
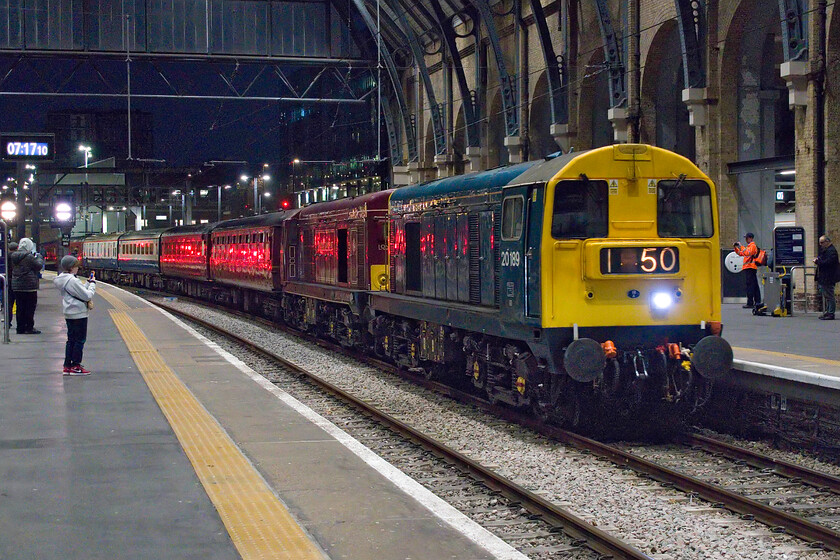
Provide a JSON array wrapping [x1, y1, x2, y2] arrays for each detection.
[[593, 0, 626, 107], [528, 0, 568, 124], [674, 0, 706, 88], [382, 0, 447, 156], [349, 0, 418, 162], [428, 0, 481, 148], [469, 0, 519, 137], [331, 0, 404, 164], [778, 0, 808, 60]]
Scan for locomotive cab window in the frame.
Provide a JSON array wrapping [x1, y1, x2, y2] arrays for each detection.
[[657, 179, 713, 238], [501, 196, 525, 240], [551, 180, 608, 239]]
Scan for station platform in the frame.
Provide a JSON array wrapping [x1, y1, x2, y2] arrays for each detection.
[[0, 277, 526, 560], [721, 303, 840, 404]]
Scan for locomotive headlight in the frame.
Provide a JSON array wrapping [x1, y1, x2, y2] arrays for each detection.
[[651, 291, 674, 310]]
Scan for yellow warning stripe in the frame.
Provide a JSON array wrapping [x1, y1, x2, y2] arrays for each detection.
[[109, 309, 324, 560], [97, 285, 131, 311]]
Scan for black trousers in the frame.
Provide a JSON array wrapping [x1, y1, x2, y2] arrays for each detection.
[[15, 290, 37, 333], [64, 317, 88, 367], [744, 268, 761, 306]]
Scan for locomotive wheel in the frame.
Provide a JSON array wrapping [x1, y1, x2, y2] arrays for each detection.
[[471, 358, 488, 391]]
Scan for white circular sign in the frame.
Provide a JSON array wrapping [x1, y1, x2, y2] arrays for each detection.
[[725, 251, 745, 274]]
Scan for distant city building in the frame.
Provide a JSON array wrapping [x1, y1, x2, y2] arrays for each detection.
[[45, 110, 154, 166]]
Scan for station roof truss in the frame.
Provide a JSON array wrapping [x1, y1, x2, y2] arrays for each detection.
[[0, 0, 621, 166]]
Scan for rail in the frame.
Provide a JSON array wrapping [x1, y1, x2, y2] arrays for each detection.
[[152, 295, 840, 553]]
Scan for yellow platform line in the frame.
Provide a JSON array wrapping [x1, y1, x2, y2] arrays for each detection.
[[109, 309, 324, 560], [96, 285, 131, 311], [733, 346, 840, 369]]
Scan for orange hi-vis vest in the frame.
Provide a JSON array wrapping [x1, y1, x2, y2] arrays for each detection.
[[735, 241, 758, 270]]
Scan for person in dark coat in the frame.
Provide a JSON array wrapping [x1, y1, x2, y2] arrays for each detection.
[[2, 241, 17, 326], [10, 238, 44, 334], [814, 235, 840, 320]]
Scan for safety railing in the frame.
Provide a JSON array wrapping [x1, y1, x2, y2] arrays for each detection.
[[786, 265, 819, 315]]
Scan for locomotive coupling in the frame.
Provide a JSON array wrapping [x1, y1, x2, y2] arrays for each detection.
[[690, 335, 733, 379]]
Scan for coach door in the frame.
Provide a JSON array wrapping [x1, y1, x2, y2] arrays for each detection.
[[499, 184, 542, 324]]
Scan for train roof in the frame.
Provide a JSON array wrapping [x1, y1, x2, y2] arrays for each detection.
[[298, 189, 393, 218], [389, 161, 539, 204], [120, 228, 169, 241], [212, 209, 299, 231], [161, 224, 216, 237], [84, 232, 123, 242], [505, 150, 590, 185]]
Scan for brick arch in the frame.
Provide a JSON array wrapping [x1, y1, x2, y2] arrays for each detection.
[[528, 71, 554, 159], [640, 19, 694, 159], [719, 0, 788, 246], [487, 90, 507, 168], [576, 48, 611, 150], [423, 117, 436, 166]]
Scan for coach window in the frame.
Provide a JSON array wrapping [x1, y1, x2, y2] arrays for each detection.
[[501, 196, 525, 240], [657, 179, 713, 238], [551, 180, 608, 239]]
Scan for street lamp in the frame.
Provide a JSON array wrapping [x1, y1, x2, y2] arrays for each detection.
[[0, 200, 17, 344], [78, 145, 92, 167]]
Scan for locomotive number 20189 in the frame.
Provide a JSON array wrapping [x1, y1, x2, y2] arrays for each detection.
[[501, 250, 521, 267]]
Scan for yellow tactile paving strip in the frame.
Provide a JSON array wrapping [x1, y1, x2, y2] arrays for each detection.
[[96, 285, 131, 311], [109, 309, 324, 560]]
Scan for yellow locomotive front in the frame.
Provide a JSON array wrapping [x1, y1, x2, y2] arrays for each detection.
[[538, 145, 732, 413]]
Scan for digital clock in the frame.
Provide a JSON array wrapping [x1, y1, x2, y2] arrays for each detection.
[[600, 247, 680, 274], [1, 133, 55, 161]]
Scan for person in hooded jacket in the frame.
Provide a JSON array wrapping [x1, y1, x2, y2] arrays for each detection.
[[54, 255, 96, 375], [11, 238, 44, 334]]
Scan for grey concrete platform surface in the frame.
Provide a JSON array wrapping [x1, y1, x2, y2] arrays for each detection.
[[722, 303, 840, 391], [0, 279, 521, 560], [0, 279, 238, 560]]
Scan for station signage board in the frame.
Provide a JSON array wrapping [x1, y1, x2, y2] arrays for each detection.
[[1, 133, 55, 162], [774, 226, 806, 267]]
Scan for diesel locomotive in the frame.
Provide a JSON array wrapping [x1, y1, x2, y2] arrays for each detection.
[[83, 145, 732, 431]]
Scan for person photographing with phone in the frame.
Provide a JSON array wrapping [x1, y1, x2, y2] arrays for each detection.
[[734, 232, 762, 309], [54, 255, 96, 376]]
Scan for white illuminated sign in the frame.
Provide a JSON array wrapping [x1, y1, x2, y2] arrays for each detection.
[[55, 202, 73, 222]]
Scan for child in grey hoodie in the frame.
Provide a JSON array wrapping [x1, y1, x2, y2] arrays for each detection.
[[53, 255, 96, 376]]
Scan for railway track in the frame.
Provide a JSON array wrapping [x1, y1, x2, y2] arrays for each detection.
[[149, 297, 653, 560], [147, 294, 840, 554]]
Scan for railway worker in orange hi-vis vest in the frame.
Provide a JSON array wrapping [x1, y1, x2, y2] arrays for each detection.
[[734, 232, 761, 309]]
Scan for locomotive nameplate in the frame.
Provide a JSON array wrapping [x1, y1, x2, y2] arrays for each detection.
[[599, 246, 679, 275]]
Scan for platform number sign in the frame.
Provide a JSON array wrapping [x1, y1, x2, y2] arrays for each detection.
[[1, 133, 55, 162]]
